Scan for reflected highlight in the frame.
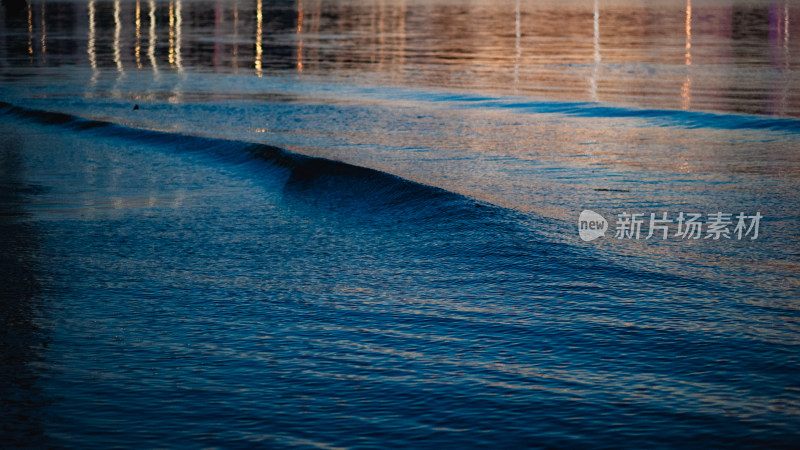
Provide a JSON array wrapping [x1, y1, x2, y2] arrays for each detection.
[[3, 0, 798, 117], [168, 1, 175, 66], [255, 0, 263, 76], [297, 0, 304, 72], [40, 3, 46, 58], [113, 0, 123, 73], [233, 5, 239, 72], [514, 0, 520, 91], [149, 0, 158, 74], [88, 1, 97, 84], [590, 0, 600, 102], [681, 0, 692, 110], [136, 1, 142, 69], [176, 0, 183, 72], [27, 2, 33, 56]]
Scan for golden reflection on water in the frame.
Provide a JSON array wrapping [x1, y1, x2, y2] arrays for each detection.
[[168, 1, 175, 66], [778, 1, 791, 115], [135, 1, 142, 69], [175, 0, 183, 72], [13, 0, 800, 116], [27, 2, 33, 56], [685, 0, 692, 67], [786, 1, 791, 54], [149, 0, 158, 74], [514, 0, 520, 91], [681, 0, 692, 110], [233, 5, 239, 72], [88, 0, 97, 85], [590, 0, 600, 102], [39, 2, 45, 59], [113, 0, 122, 73], [255, 0, 263, 77], [170, 1, 184, 102], [297, 0, 303, 72]]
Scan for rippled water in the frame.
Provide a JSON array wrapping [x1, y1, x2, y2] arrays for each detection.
[[2, 0, 800, 448]]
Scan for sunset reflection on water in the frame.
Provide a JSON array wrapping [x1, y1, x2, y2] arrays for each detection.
[[5, 0, 799, 116]]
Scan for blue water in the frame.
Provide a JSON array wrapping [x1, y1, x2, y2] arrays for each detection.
[[2, 0, 800, 448]]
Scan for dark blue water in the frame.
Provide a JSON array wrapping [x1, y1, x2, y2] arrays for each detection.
[[2, 0, 800, 448], [2, 104, 799, 448]]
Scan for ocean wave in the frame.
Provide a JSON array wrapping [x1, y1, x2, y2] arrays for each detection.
[[0, 101, 514, 228], [422, 95, 800, 133]]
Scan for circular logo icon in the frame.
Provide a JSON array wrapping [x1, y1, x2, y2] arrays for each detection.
[[579, 210, 607, 242]]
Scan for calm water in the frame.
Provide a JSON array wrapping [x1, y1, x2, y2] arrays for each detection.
[[2, 0, 800, 448]]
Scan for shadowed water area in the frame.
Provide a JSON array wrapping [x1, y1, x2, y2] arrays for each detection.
[[1, 0, 799, 448]]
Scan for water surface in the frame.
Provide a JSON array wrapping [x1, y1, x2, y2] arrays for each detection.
[[1, 0, 799, 448]]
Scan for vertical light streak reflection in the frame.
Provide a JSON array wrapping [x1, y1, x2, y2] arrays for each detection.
[[149, 0, 158, 73], [398, 0, 406, 77], [112, 0, 125, 97], [681, 0, 692, 110], [169, 1, 175, 66], [297, 0, 304, 72], [176, 0, 183, 72], [514, 0, 520, 91], [255, 0, 263, 76], [113, 0, 123, 73], [685, 0, 692, 66], [213, 2, 220, 68], [40, 3, 46, 59], [785, 1, 790, 63], [171, 1, 184, 102], [590, 0, 600, 102], [27, 2, 33, 56], [88, 1, 98, 84], [779, 1, 790, 114], [378, 0, 385, 70], [136, 1, 142, 69], [593, 0, 600, 63], [233, 3, 239, 72]]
